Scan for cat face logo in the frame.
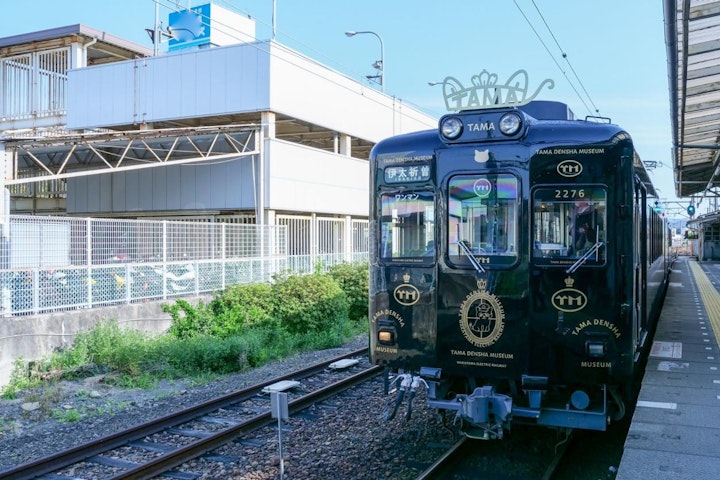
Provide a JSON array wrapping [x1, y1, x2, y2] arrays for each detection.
[[459, 279, 505, 348], [474, 149, 489, 163]]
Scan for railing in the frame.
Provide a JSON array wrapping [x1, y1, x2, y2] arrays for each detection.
[[1, 253, 367, 316], [1, 48, 69, 121], [0, 215, 368, 316]]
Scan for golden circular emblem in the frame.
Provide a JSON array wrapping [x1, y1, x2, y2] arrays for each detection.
[[393, 283, 420, 306], [459, 284, 505, 347], [551, 288, 588, 312]]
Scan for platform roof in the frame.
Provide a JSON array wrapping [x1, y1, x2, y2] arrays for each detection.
[[666, 0, 720, 199], [0, 24, 152, 65]]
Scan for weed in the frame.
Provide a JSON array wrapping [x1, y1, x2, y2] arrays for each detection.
[[1, 263, 369, 402]]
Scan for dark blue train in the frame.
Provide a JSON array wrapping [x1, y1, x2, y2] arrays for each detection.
[[369, 94, 671, 439]]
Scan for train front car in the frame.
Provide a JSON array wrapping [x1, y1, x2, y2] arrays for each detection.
[[369, 100, 664, 439]]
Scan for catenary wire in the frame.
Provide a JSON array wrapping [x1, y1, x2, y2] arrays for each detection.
[[530, 0, 600, 115], [513, 0, 595, 117]]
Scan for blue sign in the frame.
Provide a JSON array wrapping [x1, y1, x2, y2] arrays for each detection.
[[168, 3, 211, 51]]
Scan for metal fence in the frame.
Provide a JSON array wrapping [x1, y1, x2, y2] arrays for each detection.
[[1, 215, 368, 316], [1, 47, 69, 121]]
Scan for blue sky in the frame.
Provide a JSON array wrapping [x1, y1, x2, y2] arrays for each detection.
[[3, 1, 680, 210]]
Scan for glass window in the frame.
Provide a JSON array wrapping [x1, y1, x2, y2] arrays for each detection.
[[379, 192, 435, 261], [448, 174, 519, 266], [532, 187, 606, 265]]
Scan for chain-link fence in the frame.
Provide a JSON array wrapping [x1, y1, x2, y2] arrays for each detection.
[[1, 215, 368, 316]]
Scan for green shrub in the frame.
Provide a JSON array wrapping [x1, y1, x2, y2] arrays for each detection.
[[271, 272, 349, 335], [326, 262, 369, 321], [164, 299, 215, 339], [207, 282, 277, 337], [158, 329, 292, 374], [73, 320, 154, 376], [1, 270, 370, 398]]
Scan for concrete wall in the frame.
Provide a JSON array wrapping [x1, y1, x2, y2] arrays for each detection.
[[0, 297, 209, 388]]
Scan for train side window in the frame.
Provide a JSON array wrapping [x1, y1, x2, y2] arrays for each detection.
[[379, 191, 435, 261], [532, 187, 607, 265], [447, 174, 519, 267]]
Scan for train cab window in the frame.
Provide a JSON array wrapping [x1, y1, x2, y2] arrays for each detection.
[[532, 187, 607, 266], [379, 191, 435, 262], [447, 174, 519, 267]]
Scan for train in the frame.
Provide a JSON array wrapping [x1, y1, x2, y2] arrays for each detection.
[[368, 82, 671, 440]]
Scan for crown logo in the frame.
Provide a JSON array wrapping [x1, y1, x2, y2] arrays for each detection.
[[477, 278, 488, 291], [441, 69, 554, 111], [564, 277, 575, 287], [403, 273, 411, 283]]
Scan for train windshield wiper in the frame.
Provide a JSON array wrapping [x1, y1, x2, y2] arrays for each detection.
[[566, 241, 603, 275], [458, 240, 486, 273]]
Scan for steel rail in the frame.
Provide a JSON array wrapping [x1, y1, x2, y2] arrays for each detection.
[[0, 348, 370, 480], [414, 437, 468, 480], [112, 364, 383, 480]]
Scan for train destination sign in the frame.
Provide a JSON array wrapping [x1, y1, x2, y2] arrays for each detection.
[[384, 165, 431, 183]]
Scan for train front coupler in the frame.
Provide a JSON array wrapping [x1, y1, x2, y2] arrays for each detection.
[[420, 368, 512, 440]]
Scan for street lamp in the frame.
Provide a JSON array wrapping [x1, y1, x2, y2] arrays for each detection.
[[345, 30, 384, 92]]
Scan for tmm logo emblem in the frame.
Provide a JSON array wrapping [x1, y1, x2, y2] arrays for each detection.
[[551, 277, 587, 312], [557, 160, 583, 178], [473, 178, 492, 197], [394, 274, 420, 306]]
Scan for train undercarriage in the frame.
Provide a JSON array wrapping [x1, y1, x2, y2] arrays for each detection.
[[383, 368, 628, 440]]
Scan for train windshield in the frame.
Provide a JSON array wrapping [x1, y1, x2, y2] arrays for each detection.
[[379, 191, 435, 261], [532, 187, 607, 265], [448, 174, 519, 266]]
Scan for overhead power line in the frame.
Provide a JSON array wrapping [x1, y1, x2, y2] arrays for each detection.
[[513, 0, 600, 117]]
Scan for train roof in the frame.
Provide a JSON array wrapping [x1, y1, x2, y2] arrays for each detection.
[[369, 104, 658, 198], [370, 105, 627, 160]]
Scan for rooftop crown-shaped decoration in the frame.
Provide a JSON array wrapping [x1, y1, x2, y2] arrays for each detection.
[[441, 69, 554, 111]]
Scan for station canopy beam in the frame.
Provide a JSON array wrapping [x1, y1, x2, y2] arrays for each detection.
[[3, 125, 259, 185]]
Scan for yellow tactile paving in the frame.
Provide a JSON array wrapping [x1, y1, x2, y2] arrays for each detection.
[[689, 260, 720, 347]]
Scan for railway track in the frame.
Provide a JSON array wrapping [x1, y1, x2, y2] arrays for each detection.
[[1, 348, 380, 480], [415, 428, 575, 480]]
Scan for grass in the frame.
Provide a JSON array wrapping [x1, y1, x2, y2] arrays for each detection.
[[0, 264, 370, 422], [1, 319, 366, 399]]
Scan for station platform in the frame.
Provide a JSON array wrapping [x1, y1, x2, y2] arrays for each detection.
[[617, 256, 720, 479]]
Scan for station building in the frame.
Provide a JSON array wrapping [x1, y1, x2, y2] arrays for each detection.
[[0, 3, 436, 258]]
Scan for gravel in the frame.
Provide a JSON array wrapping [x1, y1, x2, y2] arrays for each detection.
[[0, 334, 625, 479], [0, 335, 454, 479]]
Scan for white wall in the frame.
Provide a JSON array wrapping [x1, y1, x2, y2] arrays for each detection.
[[266, 139, 368, 216], [67, 40, 436, 139], [268, 43, 435, 142], [67, 42, 272, 129]]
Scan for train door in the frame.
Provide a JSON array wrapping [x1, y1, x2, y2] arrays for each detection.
[[633, 183, 648, 351], [370, 189, 437, 369], [435, 172, 525, 376]]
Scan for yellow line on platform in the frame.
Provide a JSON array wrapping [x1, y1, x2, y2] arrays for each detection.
[[689, 261, 720, 347]]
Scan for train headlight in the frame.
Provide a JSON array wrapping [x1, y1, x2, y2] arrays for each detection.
[[586, 341, 607, 357], [378, 329, 395, 345], [499, 112, 522, 136], [440, 117, 463, 140]]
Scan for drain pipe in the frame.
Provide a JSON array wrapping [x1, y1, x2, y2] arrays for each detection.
[[83, 37, 97, 64]]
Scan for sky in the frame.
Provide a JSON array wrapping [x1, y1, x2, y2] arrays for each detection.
[[3, 0, 684, 215]]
